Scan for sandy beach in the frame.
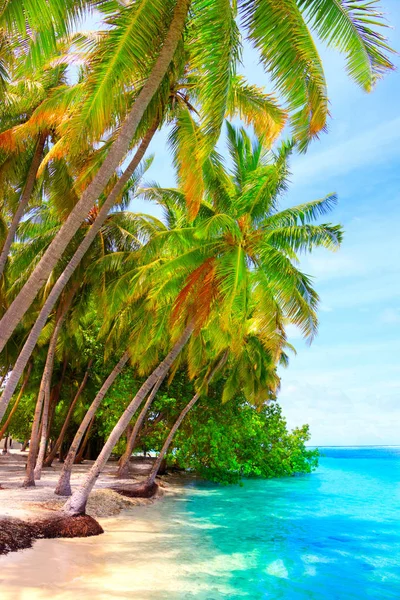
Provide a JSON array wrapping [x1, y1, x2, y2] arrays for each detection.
[[0, 451, 204, 600], [0, 450, 166, 520]]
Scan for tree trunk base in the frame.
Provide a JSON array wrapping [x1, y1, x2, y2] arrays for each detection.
[[112, 481, 158, 498], [0, 515, 103, 556], [54, 472, 72, 497], [22, 479, 35, 488], [116, 462, 130, 479]]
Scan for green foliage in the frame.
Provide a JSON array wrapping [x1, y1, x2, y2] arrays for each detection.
[[144, 376, 318, 484], [174, 397, 318, 484]]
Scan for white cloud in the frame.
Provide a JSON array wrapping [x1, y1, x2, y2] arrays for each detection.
[[279, 379, 400, 446]]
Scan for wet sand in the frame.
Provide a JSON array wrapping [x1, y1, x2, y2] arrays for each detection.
[[1, 509, 176, 600], [0, 494, 231, 600]]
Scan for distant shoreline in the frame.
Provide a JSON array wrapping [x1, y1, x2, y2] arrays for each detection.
[[307, 445, 400, 448]]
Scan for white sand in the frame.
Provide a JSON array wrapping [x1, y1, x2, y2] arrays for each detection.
[[1, 451, 229, 600], [0, 450, 157, 519]]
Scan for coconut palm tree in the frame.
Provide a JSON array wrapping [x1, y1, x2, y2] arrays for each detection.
[[0, 0, 393, 350], [5, 161, 155, 482], [0, 70, 285, 420], [61, 124, 343, 515]]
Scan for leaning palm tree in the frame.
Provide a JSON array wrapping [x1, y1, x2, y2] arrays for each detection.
[[0, 69, 285, 420], [0, 0, 393, 350], [4, 163, 155, 481], [61, 124, 343, 516]]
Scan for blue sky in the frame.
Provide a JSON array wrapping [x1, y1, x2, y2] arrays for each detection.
[[88, 3, 400, 445]]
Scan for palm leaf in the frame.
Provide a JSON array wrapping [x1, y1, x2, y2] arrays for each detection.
[[189, 0, 240, 152], [297, 0, 395, 91], [241, 0, 328, 149], [226, 74, 287, 145]]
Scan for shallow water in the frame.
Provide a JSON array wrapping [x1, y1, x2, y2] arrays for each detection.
[[1, 447, 400, 599]]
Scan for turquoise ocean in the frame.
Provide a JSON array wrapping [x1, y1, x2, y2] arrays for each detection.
[[137, 446, 400, 599], [2, 447, 400, 599]]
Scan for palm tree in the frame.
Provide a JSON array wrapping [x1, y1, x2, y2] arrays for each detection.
[[0, 70, 285, 420], [0, 0, 191, 348], [0, 0, 393, 350], [61, 124, 343, 515], [3, 166, 154, 480], [62, 322, 194, 515], [0, 141, 157, 421]]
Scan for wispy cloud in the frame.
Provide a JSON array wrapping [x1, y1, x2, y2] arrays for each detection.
[[291, 117, 400, 187]]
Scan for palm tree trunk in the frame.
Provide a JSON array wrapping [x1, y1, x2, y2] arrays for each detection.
[[74, 415, 95, 464], [0, 362, 32, 442], [0, 133, 47, 278], [44, 359, 93, 468], [62, 324, 193, 516], [0, 120, 159, 423], [148, 393, 200, 486], [33, 376, 51, 480], [0, 0, 190, 352], [54, 351, 129, 496], [23, 300, 71, 487], [117, 376, 164, 479], [145, 353, 228, 488]]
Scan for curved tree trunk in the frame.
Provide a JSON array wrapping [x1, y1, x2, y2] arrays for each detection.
[[117, 376, 164, 479], [54, 351, 129, 496], [147, 392, 201, 486], [74, 415, 95, 464], [142, 353, 228, 491], [44, 359, 93, 468], [0, 362, 32, 442], [62, 324, 193, 515], [22, 298, 72, 487], [0, 0, 190, 353], [0, 121, 159, 423], [0, 133, 47, 278]]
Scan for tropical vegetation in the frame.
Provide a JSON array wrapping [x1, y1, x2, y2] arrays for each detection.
[[0, 0, 394, 518]]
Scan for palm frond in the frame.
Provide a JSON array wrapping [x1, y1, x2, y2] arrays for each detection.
[[297, 0, 395, 91]]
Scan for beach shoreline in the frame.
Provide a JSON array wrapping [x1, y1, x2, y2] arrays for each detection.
[[0, 450, 189, 556]]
